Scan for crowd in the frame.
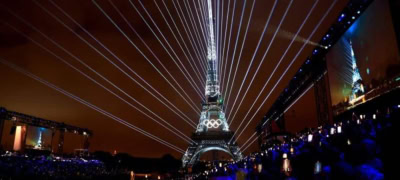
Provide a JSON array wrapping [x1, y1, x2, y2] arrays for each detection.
[[0, 152, 128, 179], [195, 107, 397, 180]]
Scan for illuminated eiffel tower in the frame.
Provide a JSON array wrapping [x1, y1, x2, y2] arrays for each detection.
[[181, 0, 242, 168], [348, 40, 364, 104]]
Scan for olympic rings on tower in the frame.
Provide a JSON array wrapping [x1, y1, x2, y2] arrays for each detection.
[[203, 119, 222, 128]]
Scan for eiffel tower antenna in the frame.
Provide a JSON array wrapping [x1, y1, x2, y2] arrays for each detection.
[[182, 0, 242, 168]]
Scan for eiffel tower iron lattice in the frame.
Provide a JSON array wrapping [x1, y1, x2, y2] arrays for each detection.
[[181, 0, 242, 168]]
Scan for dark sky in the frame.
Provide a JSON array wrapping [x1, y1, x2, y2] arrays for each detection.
[[0, 0, 349, 158]]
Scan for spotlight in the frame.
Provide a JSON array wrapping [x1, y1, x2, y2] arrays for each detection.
[[330, 127, 335, 135], [257, 164, 263, 173], [352, 16, 355, 20], [314, 161, 322, 174], [308, 134, 313, 142], [338, 13, 345, 22], [357, 10, 361, 14], [324, 46, 328, 49]]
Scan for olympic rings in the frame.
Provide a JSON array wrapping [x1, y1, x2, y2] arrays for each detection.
[[203, 119, 222, 128]]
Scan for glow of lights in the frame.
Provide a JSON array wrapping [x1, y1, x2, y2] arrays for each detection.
[[290, 147, 294, 154], [352, 16, 355, 19], [338, 13, 345, 22], [373, 114, 376, 119], [13, 126, 22, 151], [282, 158, 291, 174], [282, 153, 288, 159], [308, 134, 313, 142], [337, 126, 342, 133], [257, 164, 263, 173], [314, 161, 322, 174], [357, 119, 361, 124], [330, 127, 335, 135], [357, 10, 361, 14], [347, 139, 351, 145], [219, 162, 222, 168]]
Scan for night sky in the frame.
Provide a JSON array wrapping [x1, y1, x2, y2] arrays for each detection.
[[0, 0, 349, 158]]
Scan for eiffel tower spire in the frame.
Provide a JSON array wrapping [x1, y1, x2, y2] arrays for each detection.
[[182, 0, 242, 168], [205, 0, 219, 98]]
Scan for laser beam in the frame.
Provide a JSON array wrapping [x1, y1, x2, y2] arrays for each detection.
[[223, 0, 256, 114], [1, 21, 194, 144], [127, 0, 205, 99], [232, 0, 338, 143], [223, 0, 248, 105], [0, 58, 185, 154]]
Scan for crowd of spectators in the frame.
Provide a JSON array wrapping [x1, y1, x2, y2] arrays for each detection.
[[0, 152, 128, 179], [195, 106, 397, 180]]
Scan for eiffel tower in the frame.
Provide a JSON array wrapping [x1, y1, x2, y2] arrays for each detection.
[[348, 40, 364, 104], [181, 0, 242, 168]]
